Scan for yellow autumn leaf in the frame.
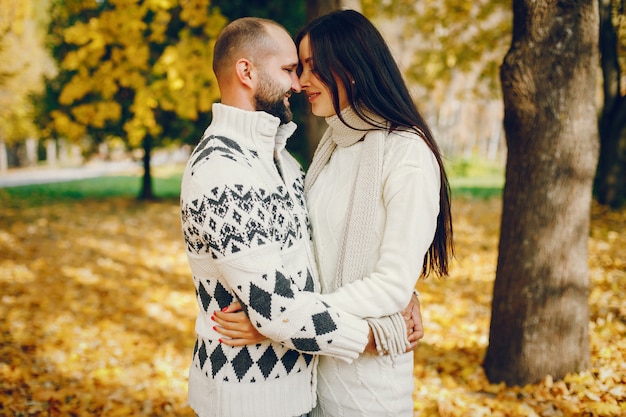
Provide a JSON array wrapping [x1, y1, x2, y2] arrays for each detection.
[[584, 401, 623, 416], [50, 110, 86, 140], [63, 21, 92, 45], [59, 71, 92, 104], [2, 194, 624, 417]]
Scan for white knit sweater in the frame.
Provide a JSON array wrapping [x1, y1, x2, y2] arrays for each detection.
[[308, 109, 441, 417], [180, 104, 370, 417]]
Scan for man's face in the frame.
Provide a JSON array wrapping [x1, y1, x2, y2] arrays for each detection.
[[253, 26, 301, 124], [254, 69, 293, 124]]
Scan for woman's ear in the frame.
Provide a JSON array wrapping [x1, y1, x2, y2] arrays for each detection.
[[235, 58, 255, 89]]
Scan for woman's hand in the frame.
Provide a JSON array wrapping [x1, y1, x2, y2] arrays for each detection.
[[212, 302, 267, 346], [403, 292, 424, 352]]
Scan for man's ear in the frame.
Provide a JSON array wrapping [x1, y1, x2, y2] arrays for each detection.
[[235, 58, 255, 88]]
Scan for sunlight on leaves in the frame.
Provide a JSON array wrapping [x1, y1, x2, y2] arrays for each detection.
[[0, 197, 624, 416]]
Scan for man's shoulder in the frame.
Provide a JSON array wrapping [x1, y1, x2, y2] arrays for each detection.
[[189, 134, 255, 171]]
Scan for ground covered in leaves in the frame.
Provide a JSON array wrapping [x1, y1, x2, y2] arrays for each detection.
[[0, 196, 624, 416]]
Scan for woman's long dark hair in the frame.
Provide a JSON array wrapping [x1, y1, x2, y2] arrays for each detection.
[[296, 9, 453, 278]]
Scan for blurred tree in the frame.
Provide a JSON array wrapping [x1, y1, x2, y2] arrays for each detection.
[[361, 0, 510, 96], [484, 0, 598, 385], [0, 0, 55, 170], [41, 0, 226, 199], [596, 0, 626, 208], [358, 0, 511, 159]]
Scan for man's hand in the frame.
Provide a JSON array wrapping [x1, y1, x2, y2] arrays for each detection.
[[403, 292, 424, 352], [212, 302, 266, 346]]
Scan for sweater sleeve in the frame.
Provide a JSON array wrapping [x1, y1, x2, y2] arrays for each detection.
[[319, 135, 441, 318], [185, 163, 369, 362]]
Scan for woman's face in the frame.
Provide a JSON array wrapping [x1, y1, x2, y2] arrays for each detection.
[[298, 35, 349, 117]]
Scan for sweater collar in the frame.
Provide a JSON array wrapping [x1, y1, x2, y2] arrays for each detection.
[[325, 106, 387, 148], [210, 103, 297, 154]]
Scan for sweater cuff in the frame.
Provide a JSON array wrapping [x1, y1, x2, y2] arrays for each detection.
[[365, 312, 408, 361], [322, 313, 370, 363]]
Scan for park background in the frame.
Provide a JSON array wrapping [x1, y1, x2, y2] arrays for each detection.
[[1, 0, 625, 416]]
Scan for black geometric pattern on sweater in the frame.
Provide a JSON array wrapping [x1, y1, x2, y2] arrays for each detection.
[[291, 338, 320, 352], [190, 135, 246, 170], [232, 348, 253, 381], [198, 282, 212, 311], [303, 268, 314, 292], [291, 173, 306, 209], [249, 283, 272, 319], [303, 353, 313, 366], [274, 271, 295, 299], [291, 174, 311, 234], [206, 186, 274, 257], [280, 349, 300, 373], [312, 311, 338, 335], [258, 347, 278, 378], [181, 205, 206, 253], [209, 343, 227, 377], [182, 183, 303, 259], [198, 340, 209, 369], [195, 338, 315, 383], [214, 281, 234, 311]]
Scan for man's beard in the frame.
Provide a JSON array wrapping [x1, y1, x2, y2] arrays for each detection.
[[254, 71, 293, 124]]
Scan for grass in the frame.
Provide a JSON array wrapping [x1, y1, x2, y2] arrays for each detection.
[[0, 158, 505, 205], [446, 156, 505, 199], [0, 164, 184, 208]]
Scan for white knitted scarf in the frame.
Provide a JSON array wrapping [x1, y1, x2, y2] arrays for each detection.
[[305, 107, 409, 358], [305, 109, 385, 289]]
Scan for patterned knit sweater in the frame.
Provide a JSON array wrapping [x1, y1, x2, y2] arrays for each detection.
[[180, 104, 370, 417]]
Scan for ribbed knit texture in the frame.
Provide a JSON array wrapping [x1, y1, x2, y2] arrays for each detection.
[[306, 107, 408, 359], [306, 106, 443, 416], [181, 104, 370, 417]]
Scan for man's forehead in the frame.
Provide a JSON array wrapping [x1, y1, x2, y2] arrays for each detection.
[[268, 39, 298, 65], [253, 23, 295, 67]]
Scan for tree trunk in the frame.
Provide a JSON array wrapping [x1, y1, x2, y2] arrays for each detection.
[[596, 0, 626, 208], [46, 139, 57, 166], [0, 138, 7, 173], [139, 135, 154, 200], [484, 0, 598, 386]]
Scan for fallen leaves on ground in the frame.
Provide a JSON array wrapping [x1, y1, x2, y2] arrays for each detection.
[[0, 197, 624, 416], [413, 198, 626, 417]]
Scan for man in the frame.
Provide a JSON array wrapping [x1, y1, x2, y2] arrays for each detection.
[[180, 17, 421, 417]]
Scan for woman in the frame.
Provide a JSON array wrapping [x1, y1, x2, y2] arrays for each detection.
[[295, 10, 452, 417], [217, 10, 453, 417]]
